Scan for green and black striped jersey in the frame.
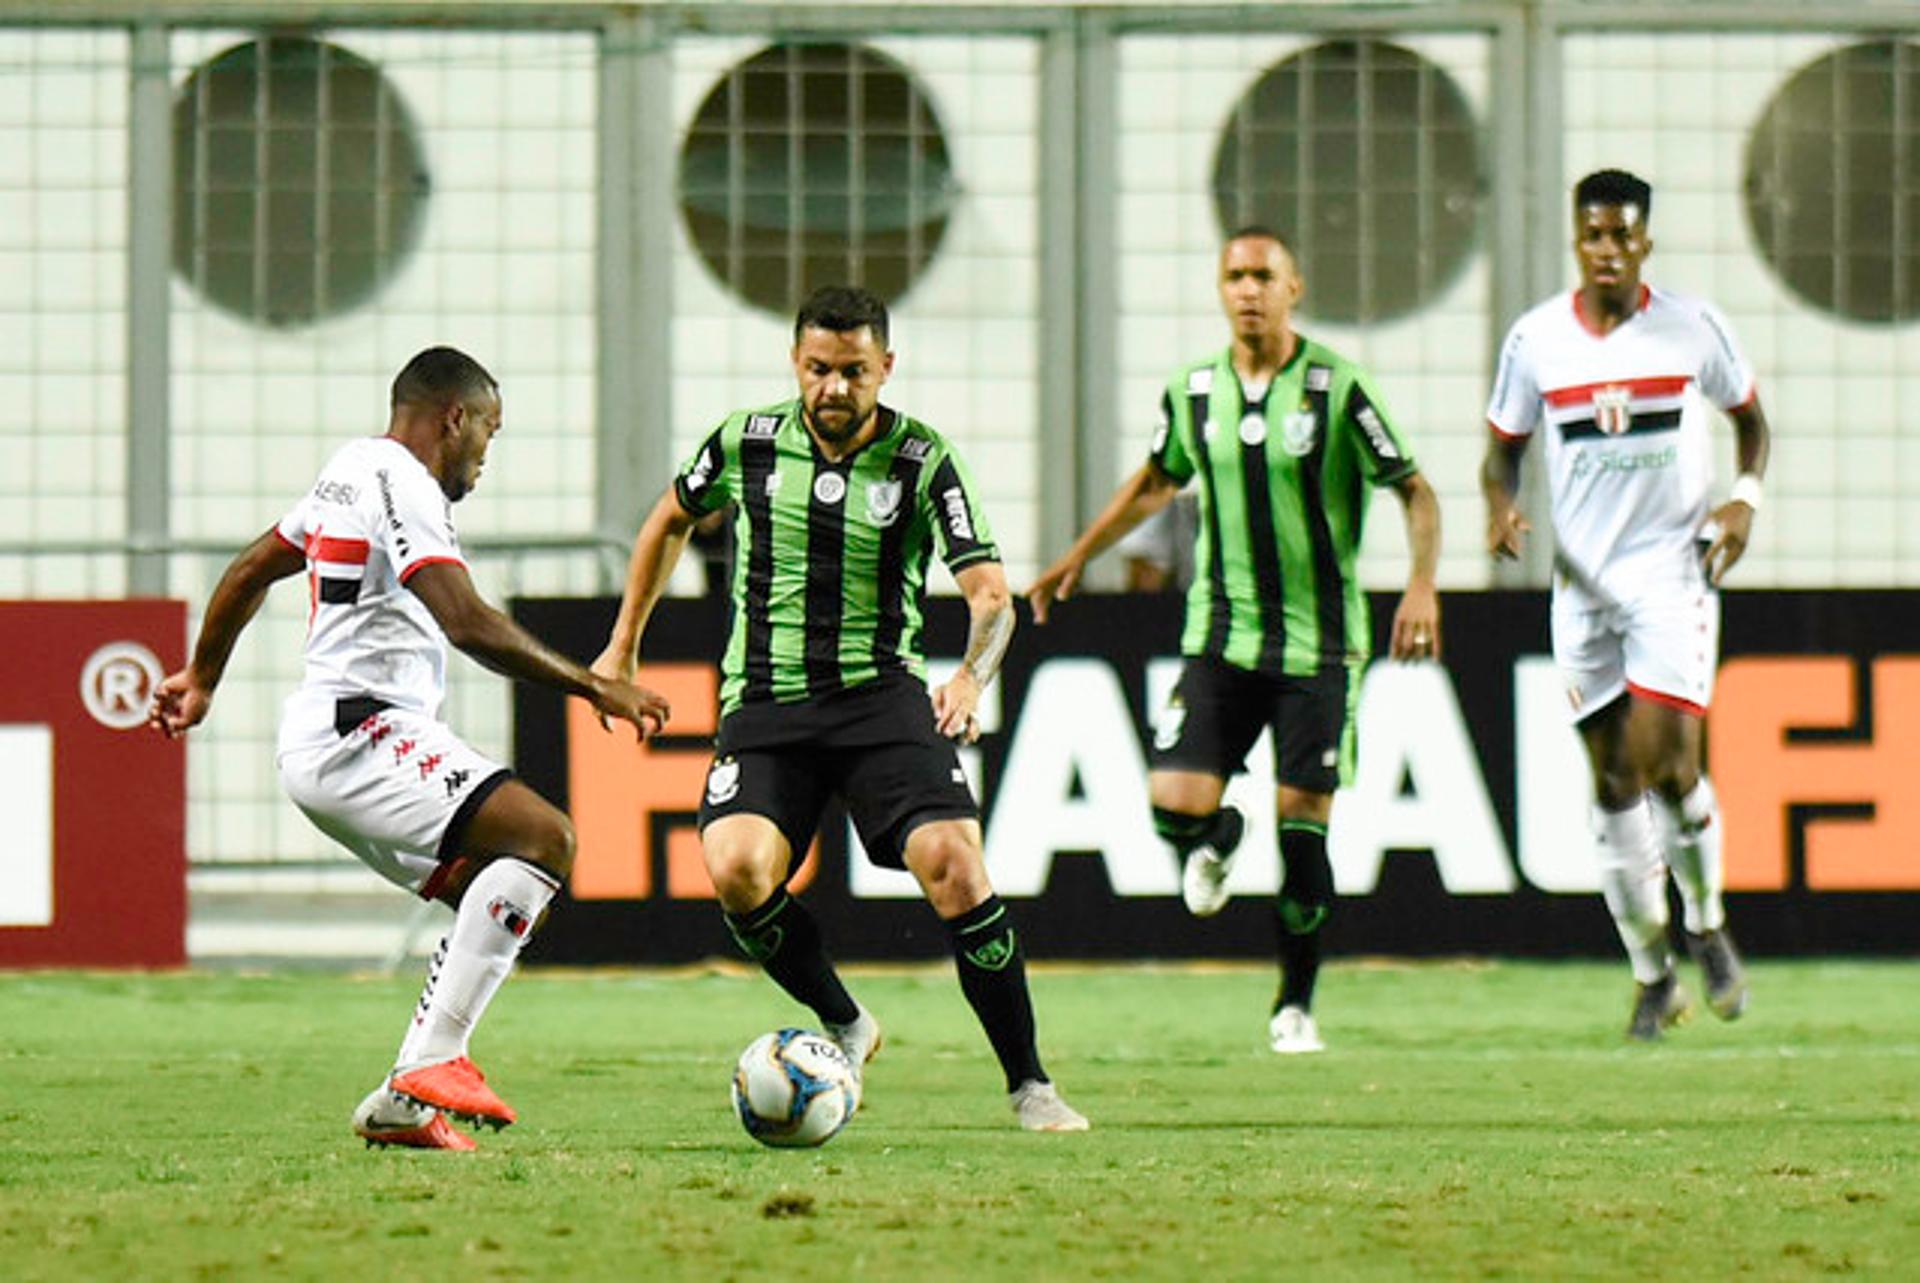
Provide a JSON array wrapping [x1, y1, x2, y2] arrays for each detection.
[[1151, 340, 1418, 676], [675, 398, 998, 715]]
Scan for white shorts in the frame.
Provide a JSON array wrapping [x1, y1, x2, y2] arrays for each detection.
[[1551, 580, 1719, 722], [278, 704, 512, 898]]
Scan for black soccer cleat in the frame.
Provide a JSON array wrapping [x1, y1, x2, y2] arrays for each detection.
[[1687, 928, 1750, 1021], [1626, 971, 1692, 1042]]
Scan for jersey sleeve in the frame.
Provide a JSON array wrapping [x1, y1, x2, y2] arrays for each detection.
[[1693, 300, 1758, 411], [926, 446, 999, 571], [1343, 370, 1419, 487], [274, 496, 311, 556], [673, 420, 735, 516], [1148, 388, 1195, 483], [383, 465, 466, 584], [1485, 321, 1541, 440]]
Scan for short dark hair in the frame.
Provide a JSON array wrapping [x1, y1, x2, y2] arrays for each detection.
[[1573, 169, 1652, 221], [390, 346, 497, 411], [793, 286, 890, 347], [1224, 224, 1294, 255]]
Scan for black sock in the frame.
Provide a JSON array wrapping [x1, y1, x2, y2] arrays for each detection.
[[724, 890, 859, 1027], [1275, 820, 1333, 1013], [945, 896, 1045, 1091], [1152, 804, 1244, 856]]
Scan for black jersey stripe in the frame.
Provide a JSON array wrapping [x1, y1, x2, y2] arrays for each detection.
[[317, 576, 360, 605], [1186, 389, 1231, 659], [739, 431, 778, 702], [1236, 394, 1288, 673], [1558, 408, 1683, 440], [804, 461, 849, 700], [1301, 370, 1345, 668], [871, 440, 928, 670]]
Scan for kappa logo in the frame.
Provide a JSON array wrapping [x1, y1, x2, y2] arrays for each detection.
[[1186, 367, 1214, 395], [866, 478, 904, 526], [1238, 411, 1268, 447], [814, 472, 847, 505], [744, 414, 781, 438], [941, 487, 975, 541], [899, 437, 933, 461], [706, 756, 742, 805], [686, 449, 716, 493], [1304, 365, 1332, 392], [1150, 423, 1170, 455], [444, 768, 472, 797], [1355, 404, 1401, 459], [1282, 408, 1318, 457]]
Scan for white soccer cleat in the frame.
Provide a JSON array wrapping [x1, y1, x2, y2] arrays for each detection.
[[1009, 1079, 1090, 1132], [1268, 1004, 1325, 1055], [1179, 807, 1245, 918], [824, 1004, 883, 1104]]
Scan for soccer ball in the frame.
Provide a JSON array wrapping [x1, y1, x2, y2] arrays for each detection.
[[730, 1028, 859, 1149]]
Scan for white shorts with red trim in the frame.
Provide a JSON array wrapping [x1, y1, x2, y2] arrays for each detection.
[[1551, 579, 1719, 722], [278, 706, 511, 898]]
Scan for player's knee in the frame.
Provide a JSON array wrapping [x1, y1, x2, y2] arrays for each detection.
[[525, 810, 576, 882], [905, 825, 989, 911], [703, 843, 778, 906], [1152, 806, 1213, 854]]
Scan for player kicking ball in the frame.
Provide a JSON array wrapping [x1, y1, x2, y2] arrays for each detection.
[[1481, 170, 1770, 1039], [150, 348, 670, 1148]]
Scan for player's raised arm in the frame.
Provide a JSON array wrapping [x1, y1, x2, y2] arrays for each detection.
[[148, 527, 306, 739], [404, 559, 669, 739], [593, 486, 702, 685], [1027, 461, 1183, 623]]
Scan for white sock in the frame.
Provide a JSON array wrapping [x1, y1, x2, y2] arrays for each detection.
[[394, 859, 558, 1072], [1654, 779, 1725, 935], [1594, 800, 1672, 984]]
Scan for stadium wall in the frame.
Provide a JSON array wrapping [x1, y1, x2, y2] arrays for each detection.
[[0, 2, 1913, 958]]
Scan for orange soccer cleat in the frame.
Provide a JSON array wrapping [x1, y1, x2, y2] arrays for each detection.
[[351, 1087, 479, 1152], [389, 1056, 518, 1130]]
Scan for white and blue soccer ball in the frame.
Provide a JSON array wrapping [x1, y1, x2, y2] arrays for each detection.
[[731, 1028, 859, 1149]]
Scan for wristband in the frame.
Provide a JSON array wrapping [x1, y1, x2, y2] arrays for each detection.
[[1729, 473, 1764, 512]]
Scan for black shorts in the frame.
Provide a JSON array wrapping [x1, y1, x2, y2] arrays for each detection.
[[1149, 655, 1360, 794], [699, 675, 978, 871]]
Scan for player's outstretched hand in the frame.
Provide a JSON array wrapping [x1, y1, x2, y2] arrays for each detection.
[[1487, 504, 1530, 561], [148, 670, 211, 739], [931, 669, 983, 745], [591, 674, 670, 741], [588, 644, 638, 733], [1701, 501, 1753, 586], [1026, 556, 1084, 625]]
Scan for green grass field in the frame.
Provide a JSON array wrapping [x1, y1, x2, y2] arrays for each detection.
[[3, 960, 1916, 1281]]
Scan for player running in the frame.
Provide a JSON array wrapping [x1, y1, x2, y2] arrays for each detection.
[[1481, 169, 1771, 1040], [1029, 227, 1442, 1055], [150, 347, 670, 1148], [593, 286, 1088, 1132]]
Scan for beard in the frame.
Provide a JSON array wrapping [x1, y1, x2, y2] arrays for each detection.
[[807, 401, 871, 444]]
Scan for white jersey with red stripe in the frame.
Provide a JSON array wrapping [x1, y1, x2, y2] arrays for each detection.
[[273, 436, 467, 751], [1487, 284, 1755, 604]]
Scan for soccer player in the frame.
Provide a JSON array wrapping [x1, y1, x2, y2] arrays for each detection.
[[148, 347, 672, 1149], [1028, 227, 1442, 1055], [1480, 169, 1770, 1040], [592, 286, 1089, 1132]]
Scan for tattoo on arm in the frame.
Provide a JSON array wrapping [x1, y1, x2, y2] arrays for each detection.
[[962, 600, 1014, 690]]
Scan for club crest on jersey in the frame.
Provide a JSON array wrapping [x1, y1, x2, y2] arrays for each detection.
[[1593, 385, 1633, 436], [1282, 408, 1318, 457], [866, 478, 904, 527], [1238, 411, 1267, 446], [813, 472, 847, 505], [706, 756, 741, 805]]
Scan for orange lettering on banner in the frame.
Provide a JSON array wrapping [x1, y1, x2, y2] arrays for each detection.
[[566, 664, 816, 900], [1711, 657, 1920, 891]]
